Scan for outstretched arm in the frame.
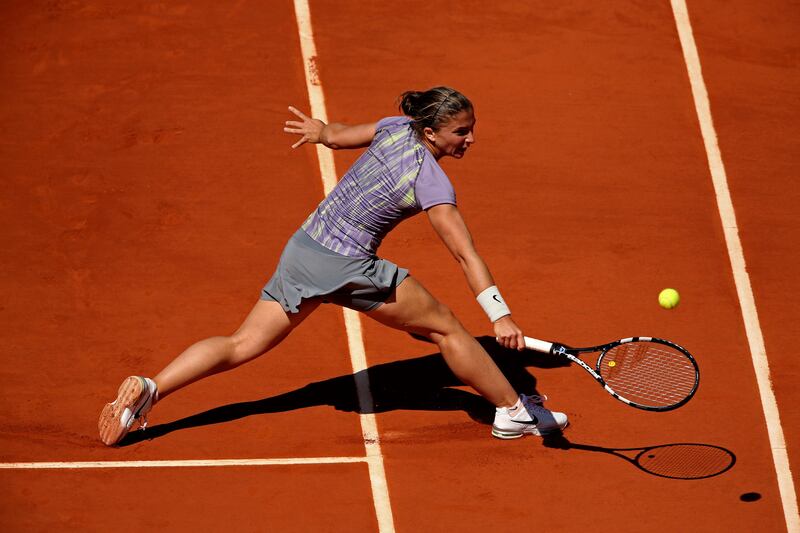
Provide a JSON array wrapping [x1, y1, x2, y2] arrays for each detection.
[[283, 106, 376, 150], [426, 203, 526, 350]]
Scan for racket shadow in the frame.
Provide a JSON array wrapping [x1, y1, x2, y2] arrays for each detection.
[[541, 433, 736, 480], [119, 335, 569, 446]]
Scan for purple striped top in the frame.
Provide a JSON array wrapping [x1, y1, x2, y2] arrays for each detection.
[[301, 116, 456, 257]]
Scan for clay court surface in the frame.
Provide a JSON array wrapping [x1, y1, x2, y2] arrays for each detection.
[[1, 1, 798, 531]]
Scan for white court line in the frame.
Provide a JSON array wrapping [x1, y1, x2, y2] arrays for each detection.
[[671, 2, 799, 532], [292, 1, 395, 532], [0, 457, 367, 470]]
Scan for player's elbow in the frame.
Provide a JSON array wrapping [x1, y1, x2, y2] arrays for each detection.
[[452, 252, 468, 269], [451, 245, 478, 270]]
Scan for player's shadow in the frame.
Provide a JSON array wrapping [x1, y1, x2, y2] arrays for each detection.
[[119, 335, 569, 446]]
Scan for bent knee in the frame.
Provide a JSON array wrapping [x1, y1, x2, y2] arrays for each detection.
[[433, 301, 458, 322], [427, 301, 467, 336]]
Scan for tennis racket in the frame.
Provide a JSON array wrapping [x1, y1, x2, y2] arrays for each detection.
[[524, 336, 699, 411]]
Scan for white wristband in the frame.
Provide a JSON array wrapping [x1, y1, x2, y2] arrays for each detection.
[[476, 285, 511, 323]]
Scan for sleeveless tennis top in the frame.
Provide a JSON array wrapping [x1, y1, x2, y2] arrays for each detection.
[[301, 116, 457, 258]]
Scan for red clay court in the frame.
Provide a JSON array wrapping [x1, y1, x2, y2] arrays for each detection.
[[1, 1, 798, 531]]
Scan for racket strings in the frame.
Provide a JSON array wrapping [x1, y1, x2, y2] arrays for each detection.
[[600, 342, 697, 408]]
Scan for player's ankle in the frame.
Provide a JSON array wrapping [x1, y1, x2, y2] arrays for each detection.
[[497, 396, 522, 411]]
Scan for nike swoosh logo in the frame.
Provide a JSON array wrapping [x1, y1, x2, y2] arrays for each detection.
[[492, 295, 503, 304], [512, 416, 539, 425]]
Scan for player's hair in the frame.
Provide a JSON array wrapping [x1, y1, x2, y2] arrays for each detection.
[[399, 86, 472, 137]]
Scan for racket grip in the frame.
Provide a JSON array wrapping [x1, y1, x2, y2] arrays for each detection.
[[524, 337, 554, 353]]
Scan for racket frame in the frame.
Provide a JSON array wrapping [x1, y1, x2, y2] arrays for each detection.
[[524, 336, 700, 411]]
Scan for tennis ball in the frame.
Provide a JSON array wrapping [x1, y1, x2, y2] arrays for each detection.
[[608, 361, 616, 367], [658, 288, 680, 309]]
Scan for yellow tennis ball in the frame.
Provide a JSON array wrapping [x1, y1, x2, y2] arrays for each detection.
[[608, 361, 616, 367], [658, 288, 680, 309]]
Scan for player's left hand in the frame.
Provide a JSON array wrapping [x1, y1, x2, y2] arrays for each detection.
[[494, 315, 525, 351], [284, 106, 326, 148]]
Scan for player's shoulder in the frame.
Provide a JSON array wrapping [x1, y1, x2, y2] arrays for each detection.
[[376, 115, 412, 130]]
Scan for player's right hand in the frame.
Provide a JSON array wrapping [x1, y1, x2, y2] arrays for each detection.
[[494, 315, 525, 351]]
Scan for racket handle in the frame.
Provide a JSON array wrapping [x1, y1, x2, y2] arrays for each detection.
[[524, 337, 554, 353]]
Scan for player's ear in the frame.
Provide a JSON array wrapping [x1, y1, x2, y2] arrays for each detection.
[[423, 126, 436, 142]]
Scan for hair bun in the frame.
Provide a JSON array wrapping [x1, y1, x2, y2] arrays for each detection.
[[399, 91, 424, 116]]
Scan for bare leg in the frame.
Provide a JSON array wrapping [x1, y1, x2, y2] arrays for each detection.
[[366, 277, 518, 408], [154, 299, 319, 400]]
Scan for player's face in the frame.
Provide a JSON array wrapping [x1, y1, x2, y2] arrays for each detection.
[[425, 109, 476, 160]]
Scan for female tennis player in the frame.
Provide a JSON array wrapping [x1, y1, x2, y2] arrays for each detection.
[[98, 87, 568, 445]]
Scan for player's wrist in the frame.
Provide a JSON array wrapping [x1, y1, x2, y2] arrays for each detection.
[[319, 123, 330, 146], [476, 285, 511, 322]]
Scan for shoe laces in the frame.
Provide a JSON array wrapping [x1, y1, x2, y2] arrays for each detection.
[[524, 394, 548, 406], [137, 413, 149, 431]]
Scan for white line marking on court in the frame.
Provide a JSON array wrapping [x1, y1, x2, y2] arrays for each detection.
[[0, 457, 367, 470], [292, 0, 336, 195], [671, 2, 799, 531], [292, 1, 396, 532]]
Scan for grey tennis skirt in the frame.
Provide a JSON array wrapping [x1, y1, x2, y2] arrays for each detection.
[[260, 229, 409, 313]]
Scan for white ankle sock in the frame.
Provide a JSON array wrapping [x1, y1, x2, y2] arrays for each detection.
[[500, 397, 523, 414]]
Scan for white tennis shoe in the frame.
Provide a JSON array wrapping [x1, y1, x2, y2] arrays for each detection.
[[491, 394, 568, 439], [98, 376, 158, 446]]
